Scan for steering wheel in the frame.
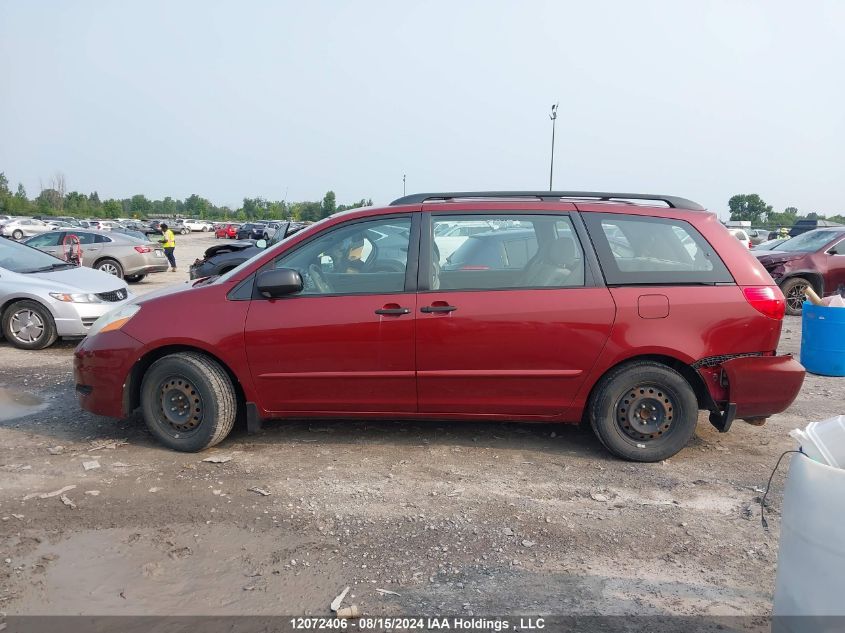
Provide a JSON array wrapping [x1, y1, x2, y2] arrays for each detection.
[[308, 264, 333, 294]]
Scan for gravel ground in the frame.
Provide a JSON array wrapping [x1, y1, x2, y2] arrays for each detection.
[[0, 232, 840, 624]]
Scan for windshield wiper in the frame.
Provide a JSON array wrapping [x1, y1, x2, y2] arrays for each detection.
[[24, 262, 76, 273]]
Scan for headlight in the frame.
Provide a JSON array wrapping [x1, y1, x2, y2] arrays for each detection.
[[86, 304, 141, 338], [49, 292, 103, 303]]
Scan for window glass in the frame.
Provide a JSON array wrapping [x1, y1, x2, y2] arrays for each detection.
[[431, 215, 584, 290], [582, 213, 733, 285], [93, 234, 111, 243], [25, 232, 62, 247], [274, 217, 411, 295]]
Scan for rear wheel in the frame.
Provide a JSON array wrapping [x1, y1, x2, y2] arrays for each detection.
[[95, 258, 124, 278], [588, 361, 698, 462], [1, 300, 58, 350], [12, 229, 23, 240], [781, 277, 811, 316], [140, 352, 238, 452]]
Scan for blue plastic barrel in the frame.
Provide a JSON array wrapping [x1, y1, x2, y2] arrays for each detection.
[[801, 302, 845, 376]]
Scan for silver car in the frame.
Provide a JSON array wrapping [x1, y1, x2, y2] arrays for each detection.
[[0, 218, 51, 240], [23, 229, 170, 282], [0, 238, 131, 349]]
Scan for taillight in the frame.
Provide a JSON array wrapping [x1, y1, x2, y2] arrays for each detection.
[[742, 286, 785, 320], [134, 245, 152, 253], [748, 241, 752, 249]]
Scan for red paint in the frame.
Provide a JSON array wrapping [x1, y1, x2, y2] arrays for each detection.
[[75, 198, 805, 432]]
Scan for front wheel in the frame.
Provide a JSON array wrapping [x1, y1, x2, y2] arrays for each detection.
[[588, 361, 698, 462], [780, 277, 811, 316], [140, 352, 238, 452], [12, 229, 23, 240], [1, 300, 58, 350]]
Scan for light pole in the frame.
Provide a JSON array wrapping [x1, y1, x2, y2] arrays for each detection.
[[403, 174, 406, 196], [549, 103, 558, 191]]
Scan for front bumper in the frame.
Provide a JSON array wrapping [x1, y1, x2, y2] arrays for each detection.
[[74, 329, 143, 418]]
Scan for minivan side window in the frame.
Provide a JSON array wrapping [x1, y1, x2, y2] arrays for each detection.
[[582, 213, 733, 285], [273, 217, 412, 295], [431, 215, 584, 290]]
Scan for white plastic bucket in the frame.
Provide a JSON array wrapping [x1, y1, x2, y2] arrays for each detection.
[[788, 415, 845, 468], [773, 453, 845, 628]]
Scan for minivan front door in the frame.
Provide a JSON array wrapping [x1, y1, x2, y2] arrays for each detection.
[[243, 215, 419, 414]]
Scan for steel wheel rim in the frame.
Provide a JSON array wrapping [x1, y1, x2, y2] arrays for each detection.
[[786, 283, 807, 312], [10, 309, 45, 343], [615, 383, 676, 442], [156, 376, 203, 436], [99, 262, 119, 276]]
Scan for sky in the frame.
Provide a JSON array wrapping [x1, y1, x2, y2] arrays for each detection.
[[1, 0, 844, 218]]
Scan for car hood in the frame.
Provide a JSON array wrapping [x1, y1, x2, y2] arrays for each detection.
[[753, 251, 806, 266], [2, 265, 129, 294], [202, 239, 258, 259]]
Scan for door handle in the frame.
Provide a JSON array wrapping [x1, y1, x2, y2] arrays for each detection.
[[420, 305, 457, 313], [375, 307, 410, 315]]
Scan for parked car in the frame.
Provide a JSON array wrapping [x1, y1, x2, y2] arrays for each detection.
[[235, 223, 266, 240], [442, 228, 538, 270], [727, 228, 752, 249], [23, 229, 170, 282], [0, 237, 131, 349], [1, 218, 52, 240], [215, 223, 240, 239], [753, 227, 845, 315], [753, 238, 789, 251], [182, 219, 214, 232], [433, 220, 500, 264], [0, 214, 12, 222], [789, 219, 843, 237], [75, 190, 804, 462], [190, 221, 307, 279], [110, 227, 155, 243], [747, 228, 770, 245]]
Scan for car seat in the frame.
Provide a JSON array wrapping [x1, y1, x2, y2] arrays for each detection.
[[521, 236, 578, 287]]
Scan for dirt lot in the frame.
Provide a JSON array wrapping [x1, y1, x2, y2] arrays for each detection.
[[0, 232, 840, 624]]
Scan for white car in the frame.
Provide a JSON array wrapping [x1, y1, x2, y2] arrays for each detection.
[[727, 228, 751, 249], [1, 218, 52, 240], [433, 220, 499, 263], [0, 237, 131, 349], [182, 219, 214, 232]]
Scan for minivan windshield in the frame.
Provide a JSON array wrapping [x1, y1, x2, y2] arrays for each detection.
[[0, 237, 72, 273], [776, 230, 844, 253]]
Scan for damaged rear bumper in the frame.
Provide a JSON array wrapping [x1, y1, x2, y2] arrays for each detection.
[[698, 354, 805, 432]]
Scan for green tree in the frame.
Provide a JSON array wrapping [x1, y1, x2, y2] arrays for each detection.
[[101, 199, 122, 219], [130, 194, 151, 216], [728, 194, 772, 224], [767, 206, 799, 229], [36, 188, 62, 213], [184, 193, 211, 218], [0, 172, 10, 212], [321, 191, 337, 218]]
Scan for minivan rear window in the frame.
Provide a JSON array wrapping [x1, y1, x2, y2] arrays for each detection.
[[583, 213, 733, 285]]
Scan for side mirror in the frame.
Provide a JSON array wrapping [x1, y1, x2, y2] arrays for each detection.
[[256, 268, 303, 298]]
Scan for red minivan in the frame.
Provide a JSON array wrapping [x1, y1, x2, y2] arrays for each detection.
[[74, 192, 805, 461]]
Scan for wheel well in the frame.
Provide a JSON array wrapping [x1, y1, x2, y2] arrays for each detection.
[[581, 354, 713, 424], [0, 296, 55, 320], [126, 345, 246, 415], [781, 273, 823, 295]]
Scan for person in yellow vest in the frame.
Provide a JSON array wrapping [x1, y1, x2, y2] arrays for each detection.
[[159, 223, 177, 272]]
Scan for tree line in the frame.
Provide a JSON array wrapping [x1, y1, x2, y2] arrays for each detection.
[[728, 193, 844, 228], [0, 172, 372, 222]]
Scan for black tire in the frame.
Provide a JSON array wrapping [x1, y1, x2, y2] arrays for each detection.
[[588, 361, 699, 462], [1, 300, 59, 350], [12, 229, 23, 240], [95, 258, 124, 278], [140, 352, 238, 452], [125, 274, 146, 283], [780, 277, 811, 316], [202, 226, 209, 232]]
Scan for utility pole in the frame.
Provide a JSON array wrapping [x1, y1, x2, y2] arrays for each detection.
[[403, 174, 406, 196], [549, 103, 558, 191]]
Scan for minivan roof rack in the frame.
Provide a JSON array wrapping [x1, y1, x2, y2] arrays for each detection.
[[389, 191, 705, 211]]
